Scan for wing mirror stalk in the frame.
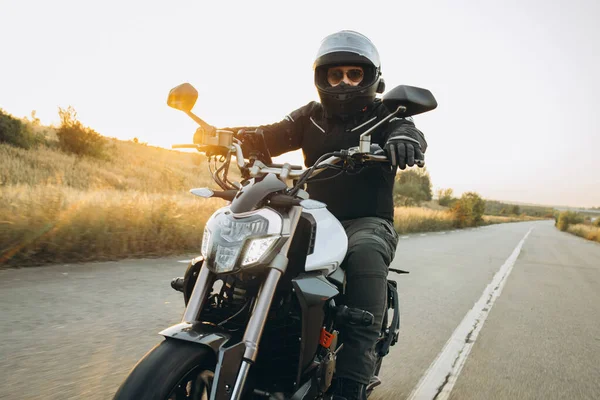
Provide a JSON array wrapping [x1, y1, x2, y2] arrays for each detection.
[[358, 105, 406, 153]]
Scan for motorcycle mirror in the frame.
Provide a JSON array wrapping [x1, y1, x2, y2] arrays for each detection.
[[190, 188, 214, 198], [382, 85, 438, 117], [167, 83, 198, 112]]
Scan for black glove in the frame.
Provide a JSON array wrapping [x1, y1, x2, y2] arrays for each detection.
[[384, 134, 424, 170]]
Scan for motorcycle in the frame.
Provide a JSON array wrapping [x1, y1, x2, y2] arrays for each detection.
[[113, 83, 437, 400]]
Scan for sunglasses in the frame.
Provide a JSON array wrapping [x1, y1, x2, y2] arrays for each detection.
[[327, 67, 364, 85]]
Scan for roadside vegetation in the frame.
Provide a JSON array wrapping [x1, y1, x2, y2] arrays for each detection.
[[392, 169, 548, 234], [555, 211, 600, 243], [1, 108, 217, 267], [1, 108, 549, 267]]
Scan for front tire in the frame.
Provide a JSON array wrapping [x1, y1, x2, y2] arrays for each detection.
[[113, 339, 216, 400]]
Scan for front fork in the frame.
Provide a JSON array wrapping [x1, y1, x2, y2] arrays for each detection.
[[181, 206, 303, 400]]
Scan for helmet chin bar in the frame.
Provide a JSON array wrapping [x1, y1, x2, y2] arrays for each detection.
[[318, 77, 382, 119]]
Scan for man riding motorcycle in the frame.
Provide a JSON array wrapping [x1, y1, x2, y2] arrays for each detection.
[[194, 30, 428, 400]]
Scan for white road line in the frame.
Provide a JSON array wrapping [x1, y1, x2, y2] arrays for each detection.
[[408, 227, 533, 400], [177, 259, 192, 263], [438, 231, 447, 235], [401, 236, 410, 239], [420, 234, 427, 237]]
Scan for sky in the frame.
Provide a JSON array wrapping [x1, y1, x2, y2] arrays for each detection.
[[1, 0, 599, 207]]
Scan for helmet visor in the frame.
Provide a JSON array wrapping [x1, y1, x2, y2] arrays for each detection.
[[327, 67, 365, 86]]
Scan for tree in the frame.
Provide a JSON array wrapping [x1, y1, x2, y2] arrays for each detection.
[[0, 109, 42, 149], [30, 110, 41, 126], [56, 106, 108, 158], [511, 205, 521, 215], [437, 188, 454, 207], [394, 168, 433, 206]]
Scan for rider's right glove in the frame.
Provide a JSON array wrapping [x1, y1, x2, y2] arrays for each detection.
[[192, 125, 216, 145], [234, 129, 257, 155], [384, 130, 425, 170]]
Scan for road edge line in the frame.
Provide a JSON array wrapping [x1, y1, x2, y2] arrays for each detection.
[[407, 227, 533, 400]]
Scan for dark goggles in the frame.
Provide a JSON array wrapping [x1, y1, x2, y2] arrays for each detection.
[[326, 67, 364, 86]]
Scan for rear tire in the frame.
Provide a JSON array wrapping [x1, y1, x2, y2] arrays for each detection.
[[113, 339, 216, 400]]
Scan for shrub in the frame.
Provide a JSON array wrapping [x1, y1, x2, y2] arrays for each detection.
[[556, 211, 584, 231], [56, 106, 108, 158], [567, 224, 600, 243], [452, 191, 486, 228], [592, 218, 600, 228], [0, 109, 43, 149]]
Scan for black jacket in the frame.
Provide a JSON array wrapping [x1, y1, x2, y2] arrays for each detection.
[[228, 99, 427, 222]]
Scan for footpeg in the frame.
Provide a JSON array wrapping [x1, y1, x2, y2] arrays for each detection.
[[171, 277, 184, 292], [334, 305, 374, 326]]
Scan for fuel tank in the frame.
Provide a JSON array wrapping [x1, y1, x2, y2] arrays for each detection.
[[302, 207, 348, 275]]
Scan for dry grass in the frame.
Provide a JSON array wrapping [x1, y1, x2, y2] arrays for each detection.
[[0, 141, 221, 267], [419, 200, 450, 211], [394, 207, 455, 233], [0, 185, 222, 266], [482, 215, 539, 224], [0, 140, 212, 192], [567, 224, 600, 243], [393, 207, 539, 234]]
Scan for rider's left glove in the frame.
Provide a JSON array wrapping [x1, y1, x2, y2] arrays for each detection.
[[384, 132, 424, 170]]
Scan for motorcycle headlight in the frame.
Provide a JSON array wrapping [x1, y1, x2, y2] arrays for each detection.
[[242, 237, 279, 265], [202, 208, 283, 273]]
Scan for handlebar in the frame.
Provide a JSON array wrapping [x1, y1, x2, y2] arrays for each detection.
[[173, 144, 424, 203], [172, 144, 202, 150]]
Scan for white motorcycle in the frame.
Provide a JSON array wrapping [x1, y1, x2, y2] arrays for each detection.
[[113, 83, 437, 400]]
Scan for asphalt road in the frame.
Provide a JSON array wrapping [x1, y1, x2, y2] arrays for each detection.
[[1, 220, 599, 399]]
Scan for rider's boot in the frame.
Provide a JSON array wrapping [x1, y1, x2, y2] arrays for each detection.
[[330, 377, 367, 400]]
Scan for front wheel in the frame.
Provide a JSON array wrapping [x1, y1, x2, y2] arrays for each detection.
[[113, 339, 216, 400]]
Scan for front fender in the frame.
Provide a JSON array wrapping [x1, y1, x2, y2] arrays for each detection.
[[160, 322, 245, 400], [160, 322, 231, 353]]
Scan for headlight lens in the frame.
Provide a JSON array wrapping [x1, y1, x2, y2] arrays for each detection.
[[220, 217, 269, 242], [203, 210, 282, 273], [242, 237, 279, 266], [215, 245, 242, 273]]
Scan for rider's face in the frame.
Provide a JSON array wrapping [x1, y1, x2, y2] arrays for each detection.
[[327, 66, 364, 87]]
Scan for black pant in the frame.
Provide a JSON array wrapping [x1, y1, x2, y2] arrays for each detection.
[[335, 217, 399, 385]]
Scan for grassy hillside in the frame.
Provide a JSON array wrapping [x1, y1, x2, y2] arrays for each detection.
[[0, 140, 221, 267]]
